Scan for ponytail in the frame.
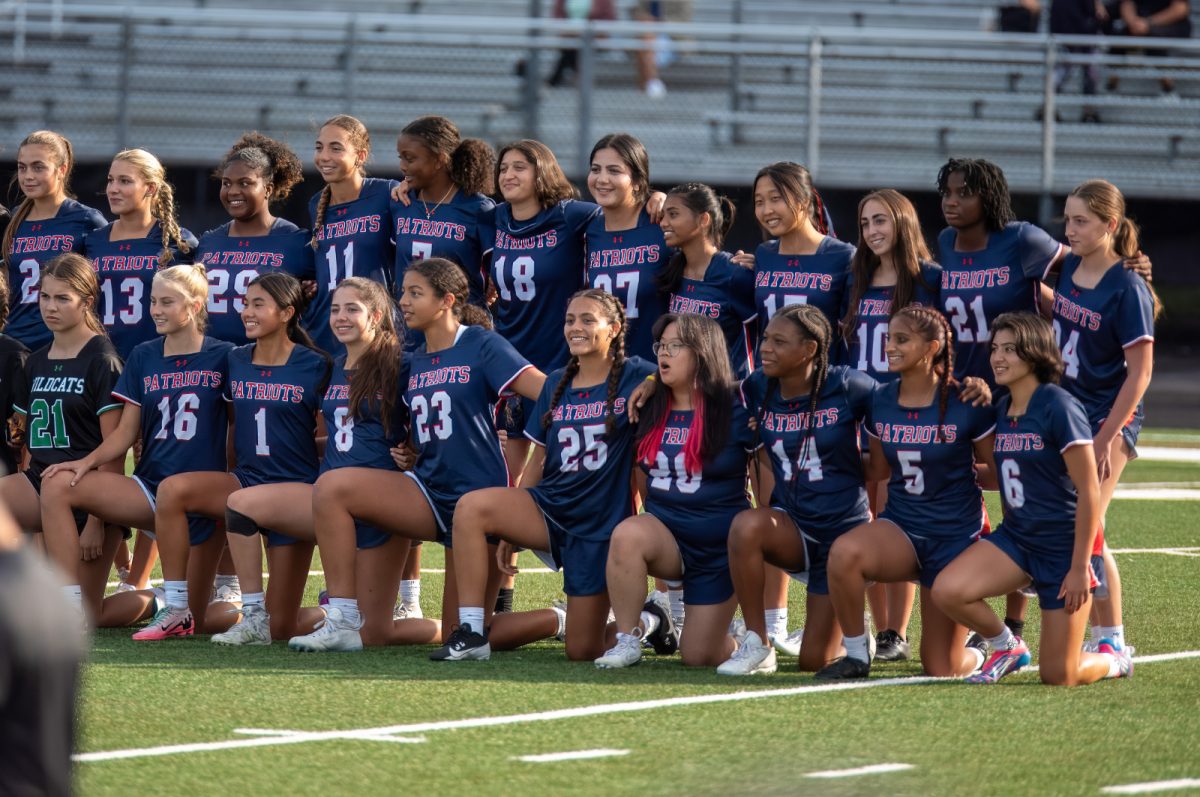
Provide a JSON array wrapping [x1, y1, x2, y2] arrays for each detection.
[[656, 182, 734, 295], [1069, 178, 1162, 319]]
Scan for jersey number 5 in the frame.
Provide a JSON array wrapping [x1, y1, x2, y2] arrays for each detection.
[[558, 424, 607, 472]]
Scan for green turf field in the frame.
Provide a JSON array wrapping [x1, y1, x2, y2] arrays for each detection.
[[76, 439, 1200, 796]]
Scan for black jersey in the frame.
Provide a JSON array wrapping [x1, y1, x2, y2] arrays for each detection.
[[0, 334, 30, 476], [12, 335, 123, 477]]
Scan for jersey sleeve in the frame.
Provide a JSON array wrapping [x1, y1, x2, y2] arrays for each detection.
[[289, 231, 318, 280], [564, 200, 603, 239], [731, 401, 758, 452], [623, 356, 657, 381], [477, 206, 497, 259], [111, 346, 143, 406], [523, 378, 555, 446], [739, 371, 764, 414], [729, 261, 759, 323], [843, 368, 878, 420], [88, 350, 125, 416], [1048, 391, 1093, 453], [966, 399, 997, 442], [10, 358, 31, 415], [1116, 275, 1156, 349], [1017, 221, 1065, 280], [83, 206, 108, 232], [917, 262, 943, 307], [479, 330, 534, 398]]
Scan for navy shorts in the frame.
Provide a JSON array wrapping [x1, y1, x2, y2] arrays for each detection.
[[674, 540, 734, 605], [404, 471, 456, 547], [1090, 403, 1143, 460], [884, 518, 977, 588], [132, 475, 219, 546], [984, 526, 1090, 612], [775, 506, 863, 596], [530, 499, 609, 598], [356, 521, 393, 550]]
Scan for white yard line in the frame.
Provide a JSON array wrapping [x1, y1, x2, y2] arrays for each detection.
[[1136, 447, 1200, 463], [1112, 547, 1200, 558], [1111, 487, 1200, 501], [805, 763, 915, 778], [1101, 778, 1200, 794], [514, 749, 630, 763], [74, 649, 1200, 764]]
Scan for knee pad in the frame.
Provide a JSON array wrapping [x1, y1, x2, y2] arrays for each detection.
[[225, 507, 261, 538]]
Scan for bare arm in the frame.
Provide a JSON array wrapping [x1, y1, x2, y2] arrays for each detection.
[[1060, 442, 1102, 613], [864, 433, 890, 483], [511, 367, 548, 401], [1094, 341, 1152, 482], [42, 403, 140, 484], [973, 432, 998, 492]]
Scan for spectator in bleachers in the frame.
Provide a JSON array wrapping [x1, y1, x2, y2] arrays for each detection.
[[1051, 0, 1106, 122], [632, 0, 692, 98], [547, 0, 617, 87], [1106, 0, 1192, 96], [999, 0, 1043, 32]]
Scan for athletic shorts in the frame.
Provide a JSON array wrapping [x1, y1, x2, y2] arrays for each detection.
[[132, 475, 219, 546], [882, 517, 978, 588], [774, 505, 863, 595], [403, 471, 456, 547], [985, 526, 1098, 611], [529, 497, 608, 598], [1090, 404, 1143, 460]]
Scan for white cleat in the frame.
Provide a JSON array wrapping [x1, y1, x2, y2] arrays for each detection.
[[211, 605, 271, 646], [393, 601, 423, 621], [212, 583, 242, 607], [595, 632, 643, 669], [289, 607, 363, 652], [718, 631, 778, 676], [771, 627, 804, 657]]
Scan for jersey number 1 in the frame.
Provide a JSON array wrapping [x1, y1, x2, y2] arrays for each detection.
[[326, 242, 355, 291]]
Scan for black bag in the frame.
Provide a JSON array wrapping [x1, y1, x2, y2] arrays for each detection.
[[999, 5, 1040, 33]]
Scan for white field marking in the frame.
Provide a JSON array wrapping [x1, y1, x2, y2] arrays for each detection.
[[68, 649, 1200, 765], [514, 749, 630, 763], [1112, 547, 1200, 558], [233, 728, 426, 744], [105, 567, 556, 588], [805, 763, 915, 779], [1136, 447, 1200, 463], [1111, 487, 1200, 501], [1101, 778, 1200, 794]]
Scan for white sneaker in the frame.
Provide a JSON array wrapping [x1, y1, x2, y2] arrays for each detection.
[[393, 601, 423, 621], [718, 631, 778, 676], [551, 603, 567, 641], [213, 583, 242, 606], [211, 605, 271, 646], [289, 607, 363, 652], [728, 618, 747, 640], [595, 632, 643, 669], [115, 582, 137, 594], [771, 627, 804, 657], [645, 78, 667, 98]]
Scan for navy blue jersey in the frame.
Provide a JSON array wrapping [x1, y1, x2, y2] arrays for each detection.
[[937, 221, 1064, 381], [11, 335, 122, 476], [320, 352, 410, 473], [585, 210, 671, 360], [0, 335, 30, 476], [392, 190, 495, 306], [488, 199, 600, 372], [741, 365, 875, 540], [754, 237, 855, 333], [112, 337, 233, 491], [225, 344, 330, 485], [1052, 256, 1156, 424], [195, 219, 317, 345], [305, 178, 399, 352], [867, 380, 996, 540], [84, 222, 200, 360], [405, 324, 531, 506], [842, 261, 943, 381], [5, 199, 106, 349], [641, 400, 755, 528], [994, 384, 1093, 544], [525, 356, 657, 541], [668, 252, 758, 379]]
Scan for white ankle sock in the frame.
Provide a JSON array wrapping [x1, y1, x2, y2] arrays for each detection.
[[1106, 625, 1126, 648], [765, 608, 788, 639], [241, 591, 265, 609], [987, 627, 1016, 651], [668, 589, 685, 627], [843, 633, 870, 663], [458, 607, 485, 634], [328, 597, 360, 626], [400, 579, 421, 605], [165, 580, 188, 610], [214, 574, 239, 590]]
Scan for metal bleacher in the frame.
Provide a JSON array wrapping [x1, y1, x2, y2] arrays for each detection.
[[1, 0, 1197, 199]]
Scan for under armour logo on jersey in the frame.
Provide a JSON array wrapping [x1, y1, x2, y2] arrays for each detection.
[[175, 359, 188, 367], [239, 240, 251, 248], [612, 235, 624, 244], [336, 208, 348, 217], [431, 357, 441, 366], [53, 364, 63, 372], [259, 369, 272, 377], [906, 411, 919, 420], [120, 243, 132, 252], [962, 257, 974, 266], [32, 223, 43, 232], [786, 258, 801, 267]]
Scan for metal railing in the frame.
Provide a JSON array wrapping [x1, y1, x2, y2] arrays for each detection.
[[1, 2, 1198, 207]]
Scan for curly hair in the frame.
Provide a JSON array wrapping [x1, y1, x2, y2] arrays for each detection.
[[936, 157, 1014, 233]]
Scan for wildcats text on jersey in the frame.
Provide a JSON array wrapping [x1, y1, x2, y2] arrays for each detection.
[[874, 422, 960, 445], [228, 379, 306, 403], [30, 376, 86, 395], [142, 369, 224, 393], [394, 217, 466, 241]]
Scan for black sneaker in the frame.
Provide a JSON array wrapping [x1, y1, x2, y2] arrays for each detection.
[[641, 594, 679, 655], [873, 629, 911, 662], [814, 655, 871, 681], [429, 623, 491, 661], [966, 631, 987, 654]]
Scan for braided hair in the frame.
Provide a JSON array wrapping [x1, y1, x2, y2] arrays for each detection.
[[935, 158, 1014, 233], [761, 305, 832, 493], [310, 114, 370, 249], [542, 289, 627, 437], [112, 148, 192, 266], [892, 305, 956, 442]]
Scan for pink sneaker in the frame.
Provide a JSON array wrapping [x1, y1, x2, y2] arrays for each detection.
[[132, 606, 195, 640]]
